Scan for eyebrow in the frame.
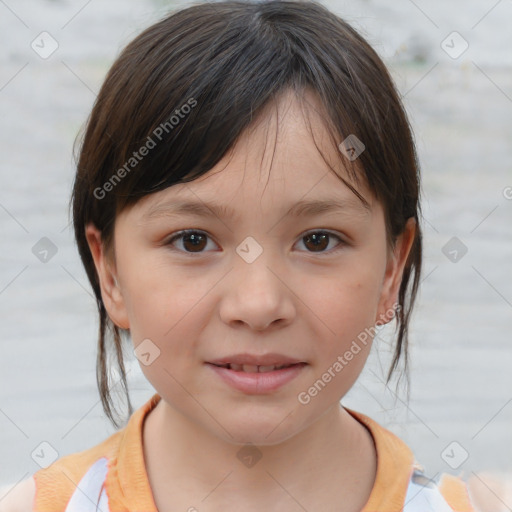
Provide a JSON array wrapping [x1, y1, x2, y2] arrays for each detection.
[[142, 196, 371, 223]]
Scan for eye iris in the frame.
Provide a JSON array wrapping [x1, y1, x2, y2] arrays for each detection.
[[183, 232, 206, 252], [304, 232, 329, 252], [175, 231, 335, 253]]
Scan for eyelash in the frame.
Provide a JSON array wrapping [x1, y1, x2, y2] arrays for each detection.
[[165, 229, 347, 256]]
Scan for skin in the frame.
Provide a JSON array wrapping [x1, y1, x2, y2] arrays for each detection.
[[86, 88, 416, 511]]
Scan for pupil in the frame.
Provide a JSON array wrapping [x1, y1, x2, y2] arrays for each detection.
[[185, 233, 205, 251], [306, 233, 328, 252]]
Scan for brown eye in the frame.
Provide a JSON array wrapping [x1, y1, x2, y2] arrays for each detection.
[[298, 231, 344, 254], [167, 230, 213, 253], [166, 229, 345, 256]]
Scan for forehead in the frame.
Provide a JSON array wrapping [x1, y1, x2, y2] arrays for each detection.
[[132, 88, 374, 220]]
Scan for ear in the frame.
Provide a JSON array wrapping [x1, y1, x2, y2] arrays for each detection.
[[376, 218, 417, 325], [85, 223, 130, 330]]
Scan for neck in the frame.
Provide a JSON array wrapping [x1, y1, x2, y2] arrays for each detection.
[[142, 398, 377, 511]]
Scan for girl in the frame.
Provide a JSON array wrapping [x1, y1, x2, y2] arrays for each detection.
[[6, 0, 477, 510]]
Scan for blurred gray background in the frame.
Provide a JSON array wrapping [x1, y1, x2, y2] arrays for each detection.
[[1, 0, 511, 500]]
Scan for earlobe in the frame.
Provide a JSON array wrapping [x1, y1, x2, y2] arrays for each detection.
[[85, 223, 130, 330], [376, 218, 416, 325]]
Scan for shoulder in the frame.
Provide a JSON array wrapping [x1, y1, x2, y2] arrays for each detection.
[[347, 410, 477, 512], [0, 477, 36, 512], [31, 433, 121, 511], [466, 471, 512, 512], [438, 473, 475, 511], [439, 471, 512, 512], [404, 470, 476, 512]]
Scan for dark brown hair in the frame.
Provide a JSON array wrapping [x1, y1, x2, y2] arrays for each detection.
[[70, 0, 422, 429]]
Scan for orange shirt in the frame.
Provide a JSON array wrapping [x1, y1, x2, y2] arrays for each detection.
[[32, 393, 474, 511]]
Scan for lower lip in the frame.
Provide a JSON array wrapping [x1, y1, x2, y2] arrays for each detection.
[[206, 363, 307, 394]]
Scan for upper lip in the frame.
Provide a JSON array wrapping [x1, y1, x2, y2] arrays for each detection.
[[207, 353, 305, 366]]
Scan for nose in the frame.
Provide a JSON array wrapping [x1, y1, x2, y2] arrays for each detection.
[[218, 247, 296, 332]]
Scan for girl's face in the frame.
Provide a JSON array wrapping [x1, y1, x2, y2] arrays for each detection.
[[87, 89, 414, 445]]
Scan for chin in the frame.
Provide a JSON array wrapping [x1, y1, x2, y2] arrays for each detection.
[[213, 409, 307, 447]]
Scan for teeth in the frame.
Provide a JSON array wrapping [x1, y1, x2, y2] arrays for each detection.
[[258, 365, 277, 373], [214, 363, 298, 372], [221, 364, 294, 372], [242, 364, 259, 373]]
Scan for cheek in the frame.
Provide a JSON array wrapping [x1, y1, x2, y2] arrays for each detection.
[[126, 268, 211, 398], [304, 258, 385, 383], [316, 260, 385, 331], [118, 248, 181, 325], [302, 284, 378, 403], [121, 256, 215, 360]]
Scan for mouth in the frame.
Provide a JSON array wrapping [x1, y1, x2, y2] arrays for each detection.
[[209, 362, 302, 373], [205, 358, 307, 394]]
